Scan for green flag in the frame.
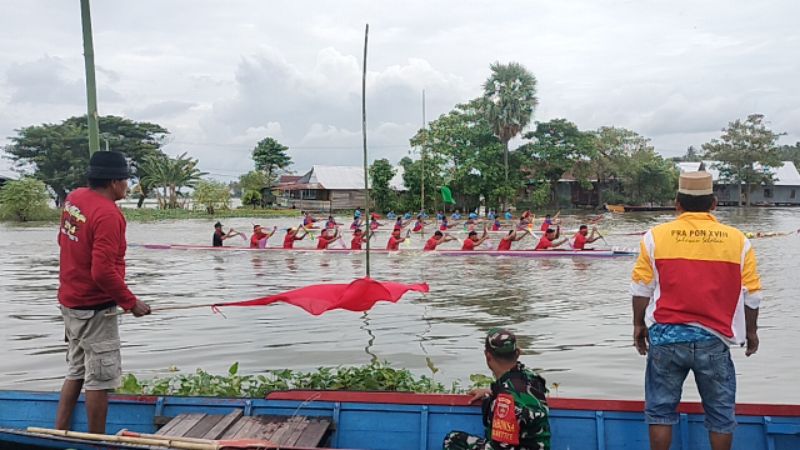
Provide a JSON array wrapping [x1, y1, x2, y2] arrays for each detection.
[[440, 186, 455, 204]]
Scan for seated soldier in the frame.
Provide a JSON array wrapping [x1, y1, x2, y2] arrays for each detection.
[[444, 328, 551, 450]]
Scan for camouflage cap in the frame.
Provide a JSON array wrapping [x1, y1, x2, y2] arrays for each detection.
[[485, 328, 518, 355]]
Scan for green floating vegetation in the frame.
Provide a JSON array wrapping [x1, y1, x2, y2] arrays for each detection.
[[118, 361, 494, 397]]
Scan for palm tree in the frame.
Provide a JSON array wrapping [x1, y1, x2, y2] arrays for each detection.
[[482, 62, 538, 207], [139, 152, 206, 209]]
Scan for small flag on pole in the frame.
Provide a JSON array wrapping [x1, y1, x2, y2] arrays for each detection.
[[440, 186, 456, 204]]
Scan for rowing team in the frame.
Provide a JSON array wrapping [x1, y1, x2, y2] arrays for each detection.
[[213, 221, 604, 251]]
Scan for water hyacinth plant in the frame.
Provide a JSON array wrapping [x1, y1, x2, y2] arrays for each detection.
[[117, 361, 486, 397]]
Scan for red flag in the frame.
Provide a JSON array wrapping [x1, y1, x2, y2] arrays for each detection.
[[212, 277, 428, 315]]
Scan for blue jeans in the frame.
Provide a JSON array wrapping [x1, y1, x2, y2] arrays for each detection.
[[645, 338, 737, 434]]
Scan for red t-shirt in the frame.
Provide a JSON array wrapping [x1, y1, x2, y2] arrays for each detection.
[[535, 236, 553, 250], [540, 221, 551, 232], [250, 232, 265, 248], [462, 239, 476, 251], [439, 223, 448, 231], [317, 236, 334, 250], [497, 237, 512, 251], [283, 233, 299, 249], [423, 237, 439, 251], [387, 236, 401, 250], [413, 222, 423, 232], [58, 188, 137, 310], [573, 233, 587, 250], [351, 236, 366, 250]]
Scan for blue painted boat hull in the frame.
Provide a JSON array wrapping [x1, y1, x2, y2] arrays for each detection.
[[0, 390, 797, 449]]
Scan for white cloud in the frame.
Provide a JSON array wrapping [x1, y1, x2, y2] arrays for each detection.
[[0, 0, 798, 178]]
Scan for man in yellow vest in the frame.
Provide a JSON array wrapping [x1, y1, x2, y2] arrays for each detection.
[[630, 171, 762, 450]]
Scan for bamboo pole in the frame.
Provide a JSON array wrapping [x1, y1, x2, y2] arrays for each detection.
[[27, 427, 218, 450], [361, 24, 371, 278], [79, 0, 101, 155]]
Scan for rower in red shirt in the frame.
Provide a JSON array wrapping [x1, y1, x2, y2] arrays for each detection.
[[316, 228, 340, 250], [462, 228, 489, 251], [351, 228, 373, 250], [423, 230, 457, 251], [491, 217, 502, 231], [386, 229, 408, 251], [497, 229, 529, 251], [282, 227, 307, 249], [535, 226, 568, 250], [412, 216, 426, 233], [249, 225, 276, 248], [571, 225, 601, 250], [439, 216, 450, 231], [539, 213, 560, 232]]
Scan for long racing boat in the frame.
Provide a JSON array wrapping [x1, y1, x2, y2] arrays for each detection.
[[133, 243, 638, 258]]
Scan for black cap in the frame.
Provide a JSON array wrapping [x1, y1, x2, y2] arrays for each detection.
[[546, 228, 556, 233], [468, 231, 477, 236], [214, 222, 223, 228], [86, 151, 130, 180], [434, 230, 443, 236]]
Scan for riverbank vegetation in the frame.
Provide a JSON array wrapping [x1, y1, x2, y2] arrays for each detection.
[[117, 362, 495, 397]]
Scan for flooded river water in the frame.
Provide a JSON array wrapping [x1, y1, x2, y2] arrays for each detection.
[[1, 208, 798, 403]]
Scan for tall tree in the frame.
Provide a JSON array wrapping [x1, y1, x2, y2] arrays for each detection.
[[481, 62, 538, 207], [252, 137, 292, 191], [518, 119, 596, 207], [4, 115, 168, 205], [238, 170, 269, 206], [591, 127, 653, 206], [777, 142, 800, 168], [369, 159, 396, 212], [702, 114, 784, 206], [410, 100, 516, 211], [139, 152, 206, 209], [618, 148, 678, 205]]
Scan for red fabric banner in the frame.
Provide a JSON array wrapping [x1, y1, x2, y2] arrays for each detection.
[[212, 277, 429, 315]]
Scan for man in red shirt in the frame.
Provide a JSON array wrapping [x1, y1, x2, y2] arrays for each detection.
[[249, 225, 276, 248], [317, 228, 340, 250], [423, 230, 456, 251], [56, 151, 150, 434], [571, 225, 600, 250], [282, 227, 307, 249], [351, 228, 373, 250], [386, 229, 408, 250], [497, 229, 529, 251], [462, 229, 489, 251], [535, 227, 567, 250]]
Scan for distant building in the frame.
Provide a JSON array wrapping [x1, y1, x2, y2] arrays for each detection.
[[677, 160, 800, 206], [279, 165, 406, 211]]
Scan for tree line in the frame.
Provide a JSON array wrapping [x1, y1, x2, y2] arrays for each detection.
[[2, 63, 797, 221]]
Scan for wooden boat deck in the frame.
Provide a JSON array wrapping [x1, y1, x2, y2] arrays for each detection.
[[156, 410, 331, 447]]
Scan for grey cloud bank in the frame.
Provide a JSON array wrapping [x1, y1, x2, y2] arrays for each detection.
[[1, 0, 798, 178]]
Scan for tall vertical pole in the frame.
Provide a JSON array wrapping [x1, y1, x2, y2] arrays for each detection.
[[80, 0, 101, 155], [420, 89, 425, 217], [361, 24, 371, 278]]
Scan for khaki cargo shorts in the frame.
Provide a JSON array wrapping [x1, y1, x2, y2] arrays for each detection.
[[61, 305, 121, 391]]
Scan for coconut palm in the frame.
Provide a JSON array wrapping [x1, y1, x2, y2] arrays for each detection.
[[139, 152, 206, 209], [482, 62, 538, 205]]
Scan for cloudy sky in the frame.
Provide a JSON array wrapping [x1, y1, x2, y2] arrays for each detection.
[[1, 1, 798, 180]]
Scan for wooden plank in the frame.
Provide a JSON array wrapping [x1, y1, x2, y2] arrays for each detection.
[[157, 413, 206, 438], [219, 416, 249, 440], [200, 410, 243, 440], [269, 416, 309, 445], [283, 417, 311, 446], [294, 419, 331, 447], [154, 413, 188, 436], [230, 416, 262, 440], [184, 414, 222, 439]]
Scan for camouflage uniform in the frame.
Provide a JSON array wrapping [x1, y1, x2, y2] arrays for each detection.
[[444, 329, 551, 450]]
